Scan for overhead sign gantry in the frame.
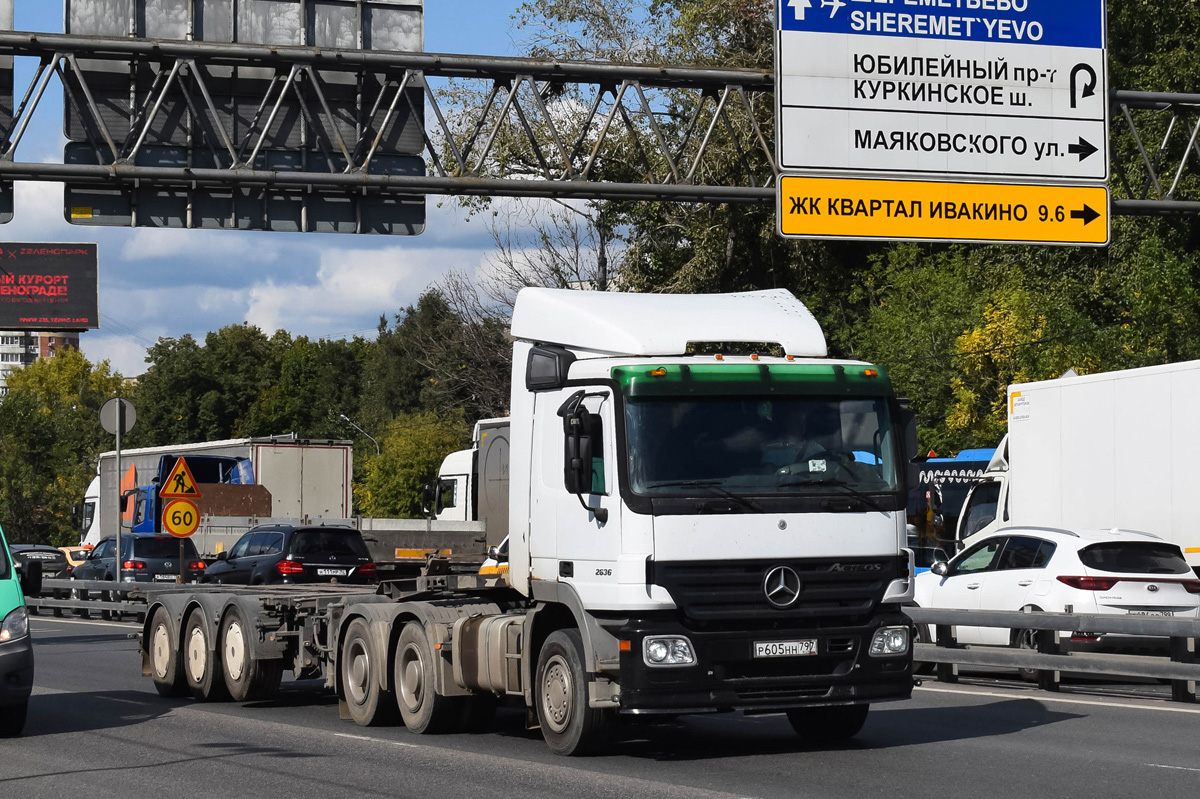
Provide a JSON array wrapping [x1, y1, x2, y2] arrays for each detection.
[[775, 0, 1110, 246]]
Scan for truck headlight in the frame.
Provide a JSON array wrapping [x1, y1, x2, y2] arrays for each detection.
[[643, 636, 695, 667], [868, 626, 909, 657], [0, 607, 29, 643]]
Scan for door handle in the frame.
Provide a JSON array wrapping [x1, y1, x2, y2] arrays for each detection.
[[1017, 580, 1033, 587], [967, 583, 981, 590]]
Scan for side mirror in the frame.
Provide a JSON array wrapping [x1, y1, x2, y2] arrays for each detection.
[[215, 551, 228, 561], [19, 559, 42, 596], [931, 561, 949, 577], [563, 406, 595, 495], [420, 482, 437, 517], [487, 545, 499, 561]]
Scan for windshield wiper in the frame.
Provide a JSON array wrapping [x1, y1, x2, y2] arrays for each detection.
[[777, 477, 888, 513], [644, 480, 761, 512]]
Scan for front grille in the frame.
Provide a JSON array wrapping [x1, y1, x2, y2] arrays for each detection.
[[650, 557, 903, 624]]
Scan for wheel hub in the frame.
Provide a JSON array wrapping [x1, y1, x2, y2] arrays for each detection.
[[151, 623, 171, 679], [541, 655, 572, 733], [346, 642, 370, 704], [224, 620, 246, 681], [398, 643, 424, 713], [186, 627, 207, 683]]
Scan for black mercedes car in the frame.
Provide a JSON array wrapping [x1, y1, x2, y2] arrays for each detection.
[[9, 545, 70, 579], [204, 525, 377, 585]]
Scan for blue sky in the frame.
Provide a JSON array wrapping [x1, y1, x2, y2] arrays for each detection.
[[4, 1, 530, 375]]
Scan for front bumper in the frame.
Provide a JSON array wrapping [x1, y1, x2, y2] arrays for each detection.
[[0, 636, 34, 706], [610, 612, 913, 714]]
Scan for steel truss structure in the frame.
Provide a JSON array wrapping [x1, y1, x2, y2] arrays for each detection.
[[0, 30, 1197, 219]]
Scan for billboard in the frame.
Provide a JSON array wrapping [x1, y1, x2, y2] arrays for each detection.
[[63, 0, 425, 235], [0, 243, 99, 330]]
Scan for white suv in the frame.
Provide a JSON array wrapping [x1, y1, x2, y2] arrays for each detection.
[[913, 527, 1200, 659]]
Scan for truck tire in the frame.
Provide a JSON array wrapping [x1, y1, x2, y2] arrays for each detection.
[[0, 701, 28, 737], [394, 621, 461, 734], [786, 704, 870, 743], [535, 629, 611, 756], [340, 618, 397, 726], [183, 610, 229, 702], [221, 607, 283, 702], [148, 606, 187, 698]]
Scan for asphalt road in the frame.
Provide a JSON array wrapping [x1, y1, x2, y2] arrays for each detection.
[[4, 617, 1199, 799]]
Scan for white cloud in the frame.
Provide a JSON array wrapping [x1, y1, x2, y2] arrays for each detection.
[[241, 244, 489, 336], [120, 228, 281, 263]]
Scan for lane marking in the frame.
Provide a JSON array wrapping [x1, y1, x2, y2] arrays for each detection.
[[1147, 764, 1200, 773], [333, 732, 420, 749], [98, 696, 146, 706], [917, 685, 1200, 716]]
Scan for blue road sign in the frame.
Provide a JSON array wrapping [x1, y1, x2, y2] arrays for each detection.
[[777, 0, 1105, 50]]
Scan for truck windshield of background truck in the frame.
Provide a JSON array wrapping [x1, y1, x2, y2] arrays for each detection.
[[624, 395, 900, 497]]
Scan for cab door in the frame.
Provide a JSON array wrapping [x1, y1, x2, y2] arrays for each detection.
[[529, 388, 621, 605], [929, 536, 1006, 644]]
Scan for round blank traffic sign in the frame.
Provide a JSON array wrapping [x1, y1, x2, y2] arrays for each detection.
[[100, 398, 137, 435]]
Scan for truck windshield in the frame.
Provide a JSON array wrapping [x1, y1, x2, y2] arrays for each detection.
[[0, 529, 9, 580], [626, 396, 900, 497]]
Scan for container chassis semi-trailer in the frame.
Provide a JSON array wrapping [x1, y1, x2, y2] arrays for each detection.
[[140, 575, 525, 730]]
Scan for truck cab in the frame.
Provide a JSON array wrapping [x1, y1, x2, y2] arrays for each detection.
[[502, 288, 916, 734], [956, 438, 1011, 550]]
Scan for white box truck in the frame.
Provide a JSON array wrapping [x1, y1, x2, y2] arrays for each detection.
[[957, 361, 1200, 569]]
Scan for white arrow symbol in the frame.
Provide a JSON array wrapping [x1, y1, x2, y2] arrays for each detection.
[[788, 0, 814, 21]]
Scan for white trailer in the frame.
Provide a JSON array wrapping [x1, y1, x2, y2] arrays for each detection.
[[957, 361, 1200, 568], [81, 435, 353, 546]]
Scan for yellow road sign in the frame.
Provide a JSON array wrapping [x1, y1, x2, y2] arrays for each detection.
[[162, 499, 200, 538], [778, 176, 1109, 246], [160, 457, 202, 499]]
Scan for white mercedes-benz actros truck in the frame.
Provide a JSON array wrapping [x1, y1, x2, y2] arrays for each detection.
[[138, 288, 917, 755]]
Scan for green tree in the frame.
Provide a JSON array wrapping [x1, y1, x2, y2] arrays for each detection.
[[0, 349, 125, 545], [243, 336, 371, 438], [357, 410, 470, 518]]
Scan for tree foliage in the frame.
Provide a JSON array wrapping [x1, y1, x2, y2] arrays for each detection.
[[357, 410, 471, 518], [0, 349, 124, 545]]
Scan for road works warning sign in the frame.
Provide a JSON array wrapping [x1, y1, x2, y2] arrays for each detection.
[[160, 458, 202, 500], [778, 175, 1109, 245], [775, 0, 1108, 182]]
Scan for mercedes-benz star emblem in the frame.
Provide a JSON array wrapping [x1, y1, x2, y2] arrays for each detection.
[[763, 566, 802, 608]]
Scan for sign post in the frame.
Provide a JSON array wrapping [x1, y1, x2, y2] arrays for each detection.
[[775, 0, 1109, 246], [99, 398, 136, 584]]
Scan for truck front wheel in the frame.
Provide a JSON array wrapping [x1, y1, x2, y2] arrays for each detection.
[[786, 704, 870, 743], [535, 629, 611, 756]]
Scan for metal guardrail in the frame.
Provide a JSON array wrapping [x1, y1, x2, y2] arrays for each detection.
[[905, 606, 1200, 703], [25, 578, 198, 622]]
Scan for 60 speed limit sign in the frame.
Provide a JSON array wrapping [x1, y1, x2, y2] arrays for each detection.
[[163, 499, 200, 538]]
